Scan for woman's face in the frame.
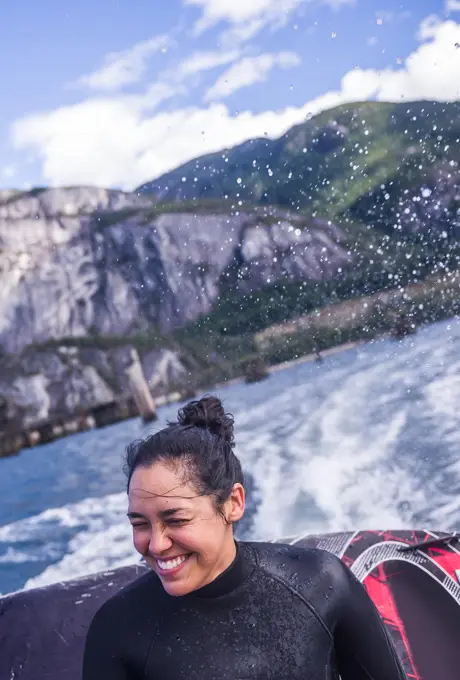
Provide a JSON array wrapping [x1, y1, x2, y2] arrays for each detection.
[[127, 460, 245, 596]]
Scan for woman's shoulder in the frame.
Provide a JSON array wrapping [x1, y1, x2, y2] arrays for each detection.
[[244, 541, 347, 589], [243, 541, 350, 625], [246, 540, 340, 567], [89, 568, 162, 628]]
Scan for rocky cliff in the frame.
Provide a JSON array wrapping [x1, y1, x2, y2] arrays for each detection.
[[0, 187, 350, 428], [0, 188, 349, 355], [0, 344, 189, 429]]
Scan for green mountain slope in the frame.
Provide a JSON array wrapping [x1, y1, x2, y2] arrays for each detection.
[[138, 100, 460, 230]]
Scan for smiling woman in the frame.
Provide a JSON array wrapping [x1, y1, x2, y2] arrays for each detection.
[[124, 396, 245, 596], [82, 395, 407, 680]]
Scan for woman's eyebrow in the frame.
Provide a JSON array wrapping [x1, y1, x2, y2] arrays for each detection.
[[159, 507, 186, 518], [127, 508, 186, 520]]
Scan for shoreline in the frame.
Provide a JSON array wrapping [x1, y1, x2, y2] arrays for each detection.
[[0, 337, 371, 460], [213, 338, 370, 391], [268, 338, 367, 373], [0, 324, 415, 461]]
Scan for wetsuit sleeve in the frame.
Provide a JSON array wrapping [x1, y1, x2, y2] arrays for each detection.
[[82, 605, 129, 680], [332, 558, 407, 680]]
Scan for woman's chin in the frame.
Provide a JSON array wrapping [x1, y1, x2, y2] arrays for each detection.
[[162, 579, 195, 596], [149, 555, 199, 596]]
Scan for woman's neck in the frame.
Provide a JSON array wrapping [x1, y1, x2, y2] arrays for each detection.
[[191, 541, 245, 598]]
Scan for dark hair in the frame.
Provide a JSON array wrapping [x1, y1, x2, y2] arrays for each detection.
[[123, 395, 244, 514]]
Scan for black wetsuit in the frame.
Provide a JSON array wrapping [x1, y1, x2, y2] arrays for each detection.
[[82, 541, 407, 679]]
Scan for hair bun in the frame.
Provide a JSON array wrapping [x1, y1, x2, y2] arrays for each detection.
[[177, 395, 235, 447]]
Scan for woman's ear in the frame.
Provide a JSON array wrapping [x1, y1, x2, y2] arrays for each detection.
[[225, 483, 245, 524]]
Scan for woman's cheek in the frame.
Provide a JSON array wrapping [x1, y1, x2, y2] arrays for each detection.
[[174, 524, 199, 548], [133, 531, 148, 554]]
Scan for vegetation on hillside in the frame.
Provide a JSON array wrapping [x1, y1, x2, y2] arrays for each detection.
[[138, 100, 460, 221]]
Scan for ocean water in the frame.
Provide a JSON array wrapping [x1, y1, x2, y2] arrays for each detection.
[[2, 317, 460, 595]]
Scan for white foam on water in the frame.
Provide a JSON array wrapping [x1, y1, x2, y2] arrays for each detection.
[[0, 547, 45, 564], [424, 370, 460, 447], [24, 519, 138, 590], [238, 325, 460, 539], [0, 493, 138, 590], [237, 359, 412, 538], [0, 504, 89, 543]]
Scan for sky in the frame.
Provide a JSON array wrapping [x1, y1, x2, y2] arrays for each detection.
[[0, 0, 459, 191]]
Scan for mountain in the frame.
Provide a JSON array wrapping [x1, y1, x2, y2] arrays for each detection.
[[137, 100, 460, 234]]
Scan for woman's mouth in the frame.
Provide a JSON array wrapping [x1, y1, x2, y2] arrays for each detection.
[[155, 554, 192, 576]]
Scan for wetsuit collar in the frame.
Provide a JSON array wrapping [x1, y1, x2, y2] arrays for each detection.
[[191, 541, 251, 598]]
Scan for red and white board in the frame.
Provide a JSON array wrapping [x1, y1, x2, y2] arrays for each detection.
[[283, 530, 460, 680]]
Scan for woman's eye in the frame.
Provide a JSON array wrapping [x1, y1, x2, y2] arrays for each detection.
[[132, 523, 147, 529], [168, 519, 190, 525]]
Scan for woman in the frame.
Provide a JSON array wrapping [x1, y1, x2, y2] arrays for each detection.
[[83, 395, 406, 680]]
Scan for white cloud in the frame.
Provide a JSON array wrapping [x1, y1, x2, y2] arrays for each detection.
[[9, 92, 349, 190], [366, 20, 460, 102], [184, 0, 354, 41], [447, 0, 460, 12], [204, 52, 300, 101], [69, 44, 240, 109], [184, 0, 302, 32], [183, 0, 355, 45], [147, 49, 242, 102], [175, 49, 241, 78], [71, 35, 171, 92], [185, 0, 353, 31], [10, 18, 460, 191]]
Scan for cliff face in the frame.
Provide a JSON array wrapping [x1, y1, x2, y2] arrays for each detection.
[[0, 188, 350, 428], [0, 188, 350, 355], [0, 345, 189, 429], [0, 347, 115, 428], [0, 187, 149, 354]]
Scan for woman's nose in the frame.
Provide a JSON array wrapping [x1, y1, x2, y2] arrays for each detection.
[[148, 527, 173, 555]]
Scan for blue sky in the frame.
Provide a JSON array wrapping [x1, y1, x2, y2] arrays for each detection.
[[1, 0, 459, 190]]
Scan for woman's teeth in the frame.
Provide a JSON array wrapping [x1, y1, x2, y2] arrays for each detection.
[[157, 555, 189, 571]]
